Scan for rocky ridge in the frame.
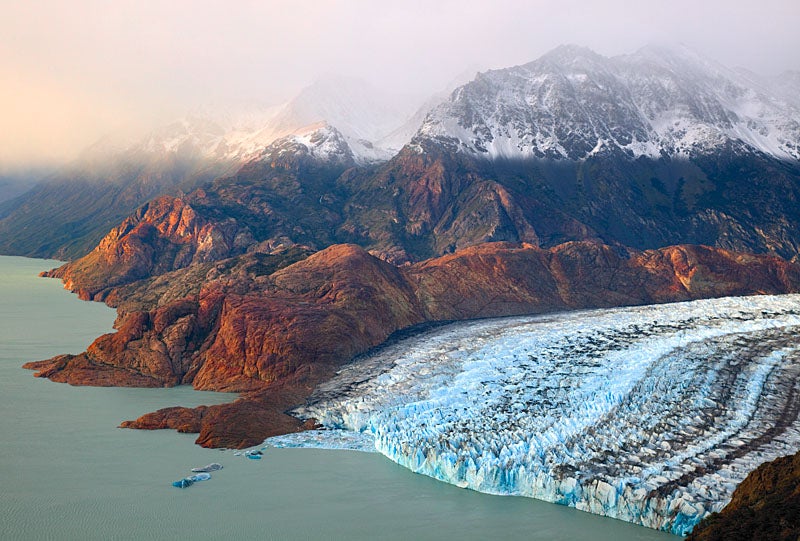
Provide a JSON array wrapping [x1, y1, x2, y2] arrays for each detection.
[[686, 450, 800, 540], [6, 45, 800, 263], [27, 241, 800, 448]]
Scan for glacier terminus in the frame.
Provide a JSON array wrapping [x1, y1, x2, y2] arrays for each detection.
[[267, 295, 800, 535]]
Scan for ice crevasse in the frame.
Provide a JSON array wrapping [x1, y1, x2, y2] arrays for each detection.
[[267, 295, 800, 536]]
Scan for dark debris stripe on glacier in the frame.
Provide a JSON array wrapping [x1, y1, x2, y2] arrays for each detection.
[[275, 295, 800, 535]]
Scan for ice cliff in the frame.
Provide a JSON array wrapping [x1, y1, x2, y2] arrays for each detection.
[[268, 295, 800, 535]]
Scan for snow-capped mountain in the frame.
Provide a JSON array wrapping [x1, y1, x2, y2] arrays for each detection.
[[0, 76, 420, 259], [414, 44, 800, 162], [79, 114, 274, 167], [254, 122, 356, 167], [378, 68, 482, 154], [264, 76, 419, 162]]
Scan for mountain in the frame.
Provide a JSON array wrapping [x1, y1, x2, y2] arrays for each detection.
[[417, 44, 800, 161], [0, 77, 419, 259], [40, 45, 800, 293], [377, 67, 481, 154], [265, 76, 419, 162], [0, 117, 254, 259], [13, 44, 799, 263], [42, 124, 362, 298], [0, 166, 55, 204], [371, 44, 800, 262]]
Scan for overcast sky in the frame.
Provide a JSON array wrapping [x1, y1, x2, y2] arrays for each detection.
[[2, 0, 799, 168]]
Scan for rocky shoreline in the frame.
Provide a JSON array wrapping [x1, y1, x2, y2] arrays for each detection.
[[25, 240, 800, 449], [686, 450, 800, 540]]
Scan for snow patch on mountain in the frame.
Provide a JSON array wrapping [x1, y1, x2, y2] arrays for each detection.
[[257, 122, 356, 166]]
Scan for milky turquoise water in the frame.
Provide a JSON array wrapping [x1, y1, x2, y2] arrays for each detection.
[[0, 256, 678, 540]]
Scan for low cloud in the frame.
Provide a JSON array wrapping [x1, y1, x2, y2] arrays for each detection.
[[2, 0, 797, 168]]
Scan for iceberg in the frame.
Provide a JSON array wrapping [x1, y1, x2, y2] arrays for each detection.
[[191, 463, 223, 473], [269, 294, 800, 535], [171, 472, 211, 488]]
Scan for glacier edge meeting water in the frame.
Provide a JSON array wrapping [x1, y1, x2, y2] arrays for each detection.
[[266, 295, 800, 536]]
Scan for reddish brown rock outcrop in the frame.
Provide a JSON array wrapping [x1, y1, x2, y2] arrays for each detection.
[[409, 242, 800, 320], [686, 450, 800, 541], [119, 388, 310, 449], [42, 196, 253, 300], [30, 241, 800, 448]]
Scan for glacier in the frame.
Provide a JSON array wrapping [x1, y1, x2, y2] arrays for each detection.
[[265, 294, 800, 536]]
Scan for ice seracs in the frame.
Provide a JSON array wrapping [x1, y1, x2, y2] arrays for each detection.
[[271, 295, 800, 536]]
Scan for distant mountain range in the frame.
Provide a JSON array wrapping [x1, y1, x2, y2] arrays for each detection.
[[0, 76, 432, 259], [25, 41, 800, 389], [419, 44, 800, 161], [0, 168, 52, 204], [2, 44, 799, 261]]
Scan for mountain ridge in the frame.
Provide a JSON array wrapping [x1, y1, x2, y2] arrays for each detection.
[[28, 241, 800, 448], [0, 77, 419, 259], [414, 43, 800, 162]]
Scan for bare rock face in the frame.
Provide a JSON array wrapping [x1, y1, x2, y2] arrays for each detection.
[[24, 297, 212, 387], [409, 242, 800, 320], [119, 406, 208, 433], [119, 389, 309, 449], [686, 450, 800, 541], [190, 244, 424, 392], [22, 353, 166, 387], [29, 241, 800, 448], [42, 196, 252, 300], [32, 245, 423, 393]]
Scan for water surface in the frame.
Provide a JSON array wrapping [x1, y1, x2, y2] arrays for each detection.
[[0, 256, 678, 540]]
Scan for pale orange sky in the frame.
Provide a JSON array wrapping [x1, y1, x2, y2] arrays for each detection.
[[2, 0, 799, 168]]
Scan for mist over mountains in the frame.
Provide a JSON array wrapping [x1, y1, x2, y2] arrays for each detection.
[[0, 76, 434, 258], [2, 44, 799, 263]]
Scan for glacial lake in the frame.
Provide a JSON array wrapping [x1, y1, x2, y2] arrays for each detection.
[[0, 256, 678, 540]]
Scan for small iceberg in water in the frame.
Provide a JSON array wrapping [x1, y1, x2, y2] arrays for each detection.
[[172, 478, 194, 489], [264, 428, 378, 452], [171, 472, 212, 488], [234, 448, 264, 458], [191, 463, 223, 473]]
